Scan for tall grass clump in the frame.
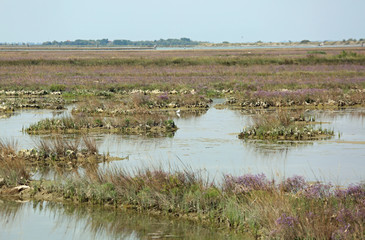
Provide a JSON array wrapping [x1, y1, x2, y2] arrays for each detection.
[[0, 139, 30, 187], [35, 136, 97, 159], [31, 135, 103, 166]]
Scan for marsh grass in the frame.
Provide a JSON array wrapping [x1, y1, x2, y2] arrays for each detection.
[[0, 136, 103, 173], [227, 88, 365, 109], [239, 109, 334, 140], [0, 139, 30, 187], [72, 94, 211, 117], [37, 168, 365, 239], [1, 49, 365, 101], [1, 52, 364, 67], [36, 136, 84, 159], [25, 113, 177, 135]]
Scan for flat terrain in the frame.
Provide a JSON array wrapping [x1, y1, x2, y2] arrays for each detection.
[[0, 47, 364, 92], [1, 47, 365, 240]]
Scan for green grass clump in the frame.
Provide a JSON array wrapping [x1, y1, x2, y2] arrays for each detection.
[[239, 110, 334, 140], [25, 114, 177, 135], [0, 140, 30, 187], [307, 50, 327, 55], [0, 136, 104, 172]]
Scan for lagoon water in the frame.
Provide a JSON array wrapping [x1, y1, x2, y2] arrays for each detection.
[[1, 101, 364, 184], [1, 101, 365, 239], [100, 106, 365, 185]]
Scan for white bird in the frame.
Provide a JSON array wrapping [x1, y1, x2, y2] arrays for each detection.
[[176, 109, 181, 118]]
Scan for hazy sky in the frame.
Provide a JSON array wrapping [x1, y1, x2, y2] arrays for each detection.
[[1, 0, 364, 43]]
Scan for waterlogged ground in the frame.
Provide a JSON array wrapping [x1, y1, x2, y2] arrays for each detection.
[[0, 198, 245, 240], [1, 101, 364, 184]]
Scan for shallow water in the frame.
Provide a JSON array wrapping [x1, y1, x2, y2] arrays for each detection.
[[0, 103, 364, 184], [0, 198, 245, 240], [97, 106, 365, 185], [1, 103, 364, 239]]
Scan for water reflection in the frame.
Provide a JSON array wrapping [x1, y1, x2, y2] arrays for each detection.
[[0, 199, 246, 240], [0, 112, 16, 119], [173, 108, 208, 119], [0, 104, 364, 184], [241, 140, 315, 159]]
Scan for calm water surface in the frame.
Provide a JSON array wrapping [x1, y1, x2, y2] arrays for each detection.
[[0, 198, 244, 240], [1, 102, 365, 239], [0, 102, 364, 184]]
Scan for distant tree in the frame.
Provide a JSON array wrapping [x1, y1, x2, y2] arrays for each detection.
[[113, 40, 123, 45], [40, 38, 203, 47], [300, 40, 311, 44], [74, 39, 89, 45], [97, 39, 109, 46]]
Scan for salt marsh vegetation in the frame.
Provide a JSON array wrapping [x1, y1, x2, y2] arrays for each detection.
[[1, 47, 364, 239]]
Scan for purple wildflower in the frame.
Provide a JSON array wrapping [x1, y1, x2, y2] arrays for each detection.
[[276, 213, 298, 228], [224, 173, 270, 193], [280, 175, 307, 193], [158, 93, 169, 101], [303, 182, 333, 198], [346, 184, 365, 198], [335, 184, 365, 199]]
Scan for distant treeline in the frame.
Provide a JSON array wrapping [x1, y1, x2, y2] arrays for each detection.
[[41, 38, 203, 46]]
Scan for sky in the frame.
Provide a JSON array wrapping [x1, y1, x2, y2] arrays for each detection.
[[1, 0, 364, 43]]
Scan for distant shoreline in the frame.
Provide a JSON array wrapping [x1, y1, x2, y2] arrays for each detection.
[[0, 46, 157, 51], [0, 43, 363, 51]]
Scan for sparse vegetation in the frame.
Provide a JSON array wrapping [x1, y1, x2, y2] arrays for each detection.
[[25, 113, 177, 136], [239, 109, 334, 140], [0, 137, 108, 177]]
